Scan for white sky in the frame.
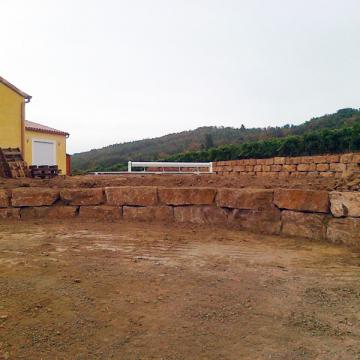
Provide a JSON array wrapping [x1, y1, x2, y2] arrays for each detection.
[[1, 0, 359, 154]]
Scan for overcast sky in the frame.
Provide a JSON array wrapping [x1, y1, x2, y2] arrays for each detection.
[[1, 0, 359, 154]]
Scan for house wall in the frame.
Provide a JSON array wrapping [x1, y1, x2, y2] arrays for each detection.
[[24, 130, 67, 174], [0, 82, 25, 150]]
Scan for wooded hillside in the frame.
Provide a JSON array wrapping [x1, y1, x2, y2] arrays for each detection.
[[72, 108, 360, 173]]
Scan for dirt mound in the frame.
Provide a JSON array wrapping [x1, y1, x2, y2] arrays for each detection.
[[0, 173, 344, 191]]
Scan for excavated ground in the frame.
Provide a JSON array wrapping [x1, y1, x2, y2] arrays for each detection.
[[1, 172, 359, 191], [1, 220, 360, 359]]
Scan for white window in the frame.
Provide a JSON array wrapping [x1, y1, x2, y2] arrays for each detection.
[[32, 139, 56, 166]]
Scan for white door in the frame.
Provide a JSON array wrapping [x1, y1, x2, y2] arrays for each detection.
[[32, 140, 56, 166]]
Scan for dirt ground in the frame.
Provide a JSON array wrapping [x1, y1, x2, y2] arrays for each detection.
[[1, 221, 360, 359], [1, 172, 359, 191]]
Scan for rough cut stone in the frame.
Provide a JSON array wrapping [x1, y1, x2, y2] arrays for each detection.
[[307, 171, 319, 177], [313, 156, 328, 164], [286, 157, 302, 165], [174, 206, 228, 224], [21, 206, 77, 219], [274, 189, 329, 213], [353, 154, 360, 163], [274, 157, 286, 164], [0, 190, 10, 208], [79, 206, 122, 221], [229, 207, 281, 235], [297, 164, 316, 172], [0, 208, 20, 220], [123, 206, 173, 222], [271, 165, 282, 172], [330, 192, 360, 218], [283, 164, 297, 172], [11, 188, 59, 207], [326, 155, 340, 163], [317, 163, 329, 172], [340, 154, 354, 163], [327, 217, 360, 246], [320, 172, 335, 177], [281, 211, 326, 240], [216, 189, 274, 210], [329, 163, 346, 172], [105, 186, 158, 206], [60, 188, 104, 206], [158, 187, 216, 205]]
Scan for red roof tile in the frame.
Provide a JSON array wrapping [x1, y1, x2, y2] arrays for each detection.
[[25, 120, 69, 137]]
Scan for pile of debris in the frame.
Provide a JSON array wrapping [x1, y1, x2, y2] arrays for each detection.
[[0, 148, 60, 179], [0, 148, 29, 178]]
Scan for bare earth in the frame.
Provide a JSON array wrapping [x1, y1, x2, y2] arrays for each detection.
[[1, 220, 360, 359]]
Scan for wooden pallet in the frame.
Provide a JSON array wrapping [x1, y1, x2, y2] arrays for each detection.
[[30, 165, 61, 179], [0, 148, 29, 178]]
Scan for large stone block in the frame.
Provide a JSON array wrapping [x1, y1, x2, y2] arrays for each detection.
[[60, 188, 104, 206], [79, 206, 122, 221], [158, 187, 216, 205], [283, 164, 297, 172], [326, 155, 340, 163], [281, 211, 326, 240], [11, 188, 59, 207], [274, 157, 286, 164], [313, 155, 328, 164], [105, 186, 158, 206], [0, 208, 20, 220], [353, 154, 360, 163], [271, 165, 282, 172], [327, 218, 360, 246], [0, 190, 10, 208], [174, 206, 228, 224], [297, 163, 316, 172], [229, 207, 281, 235], [216, 188, 274, 210], [330, 192, 360, 218], [329, 163, 346, 172], [286, 157, 302, 165], [340, 153, 354, 164], [123, 206, 173, 222], [274, 189, 329, 213], [21, 206, 78, 219], [317, 163, 329, 172]]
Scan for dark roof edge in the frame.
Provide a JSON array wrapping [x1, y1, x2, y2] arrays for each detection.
[[0, 76, 32, 100]]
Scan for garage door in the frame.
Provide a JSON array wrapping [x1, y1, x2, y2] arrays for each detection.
[[32, 140, 56, 166]]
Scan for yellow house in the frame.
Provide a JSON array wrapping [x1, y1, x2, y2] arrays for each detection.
[[0, 76, 70, 175]]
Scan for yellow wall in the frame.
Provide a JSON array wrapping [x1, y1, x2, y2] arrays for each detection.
[[0, 82, 25, 150], [24, 130, 67, 174]]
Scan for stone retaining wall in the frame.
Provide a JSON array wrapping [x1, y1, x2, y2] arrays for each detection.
[[213, 153, 360, 177], [0, 186, 359, 247]]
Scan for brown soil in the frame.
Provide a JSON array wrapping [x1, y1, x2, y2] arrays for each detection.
[[1, 172, 358, 191], [1, 220, 360, 359]]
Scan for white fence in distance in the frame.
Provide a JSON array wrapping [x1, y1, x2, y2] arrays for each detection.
[[93, 161, 214, 175]]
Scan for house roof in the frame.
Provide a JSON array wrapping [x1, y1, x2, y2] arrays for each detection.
[[0, 76, 32, 101], [25, 120, 70, 137]]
